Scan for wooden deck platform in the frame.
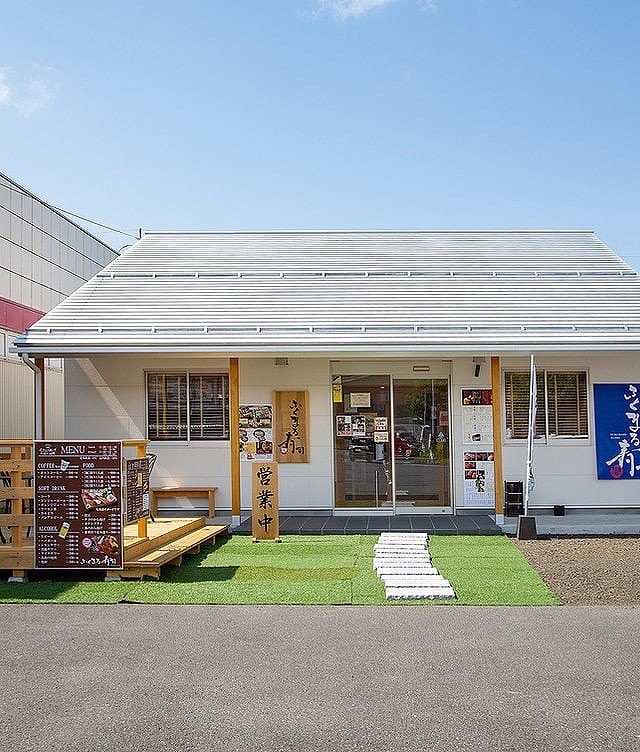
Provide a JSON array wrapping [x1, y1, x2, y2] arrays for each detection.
[[112, 516, 229, 580], [0, 516, 228, 581]]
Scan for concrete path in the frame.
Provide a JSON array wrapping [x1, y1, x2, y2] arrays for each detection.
[[1, 605, 638, 752], [500, 512, 640, 536]]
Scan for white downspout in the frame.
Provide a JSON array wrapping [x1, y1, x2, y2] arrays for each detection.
[[21, 353, 43, 440]]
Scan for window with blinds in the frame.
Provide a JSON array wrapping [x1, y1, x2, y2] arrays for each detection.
[[189, 374, 229, 440], [146, 372, 229, 441], [546, 372, 588, 438], [504, 371, 588, 440]]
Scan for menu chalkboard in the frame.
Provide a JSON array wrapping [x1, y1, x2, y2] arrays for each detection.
[[125, 456, 150, 523], [34, 441, 123, 570]]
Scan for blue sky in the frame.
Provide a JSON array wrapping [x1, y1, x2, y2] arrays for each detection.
[[1, 0, 639, 268]]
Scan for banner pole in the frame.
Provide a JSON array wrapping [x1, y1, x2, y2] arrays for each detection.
[[524, 353, 536, 516]]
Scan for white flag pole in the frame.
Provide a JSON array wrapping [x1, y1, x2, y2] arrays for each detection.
[[524, 353, 537, 516]]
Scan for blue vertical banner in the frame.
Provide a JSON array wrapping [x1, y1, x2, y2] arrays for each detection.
[[594, 384, 640, 480]]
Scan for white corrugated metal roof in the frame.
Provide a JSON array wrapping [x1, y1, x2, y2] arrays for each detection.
[[13, 230, 640, 355]]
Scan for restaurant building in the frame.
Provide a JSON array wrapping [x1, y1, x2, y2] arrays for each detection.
[[12, 230, 640, 524]]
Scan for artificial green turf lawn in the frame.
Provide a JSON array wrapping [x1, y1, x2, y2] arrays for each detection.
[[0, 534, 560, 605], [0, 581, 133, 604]]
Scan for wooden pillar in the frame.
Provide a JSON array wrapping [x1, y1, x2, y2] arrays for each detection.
[[136, 442, 148, 539], [229, 358, 241, 518], [491, 356, 504, 517]]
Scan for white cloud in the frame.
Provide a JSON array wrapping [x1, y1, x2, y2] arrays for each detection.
[[317, 0, 437, 20], [318, 0, 401, 20], [0, 67, 52, 116], [0, 70, 10, 104]]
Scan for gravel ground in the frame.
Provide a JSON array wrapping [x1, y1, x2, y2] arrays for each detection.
[[512, 536, 640, 604]]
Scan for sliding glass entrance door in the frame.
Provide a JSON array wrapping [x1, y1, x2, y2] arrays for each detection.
[[333, 375, 392, 509], [392, 379, 451, 512]]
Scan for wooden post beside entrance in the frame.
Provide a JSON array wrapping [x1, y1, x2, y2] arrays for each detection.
[[491, 356, 505, 518], [136, 442, 148, 539], [230, 358, 241, 522]]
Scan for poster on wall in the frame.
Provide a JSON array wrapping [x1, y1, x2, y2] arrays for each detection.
[[332, 376, 343, 403], [461, 389, 493, 443], [350, 392, 371, 408], [274, 391, 309, 463], [336, 415, 352, 437], [34, 441, 123, 569], [251, 463, 279, 540], [239, 404, 273, 462], [462, 451, 495, 507], [594, 383, 640, 479], [351, 415, 366, 438]]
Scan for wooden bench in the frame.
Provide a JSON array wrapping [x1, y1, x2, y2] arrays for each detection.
[[150, 486, 217, 518]]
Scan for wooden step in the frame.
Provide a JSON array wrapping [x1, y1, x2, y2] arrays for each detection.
[[115, 524, 228, 580], [124, 517, 205, 560]]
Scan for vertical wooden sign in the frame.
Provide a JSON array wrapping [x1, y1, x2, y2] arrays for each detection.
[[274, 390, 309, 463], [251, 463, 279, 540]]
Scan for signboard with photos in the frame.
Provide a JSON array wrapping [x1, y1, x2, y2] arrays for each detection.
[[125, 456, 150, 523], [239, 404, 274, 461], [34, 441, 123, 570]]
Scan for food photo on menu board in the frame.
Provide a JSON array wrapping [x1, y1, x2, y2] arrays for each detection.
[[34, 441, 124, 570]]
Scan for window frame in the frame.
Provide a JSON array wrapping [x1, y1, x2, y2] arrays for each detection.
[[503, 368, 590, 445], [145, 370, 230, 443]]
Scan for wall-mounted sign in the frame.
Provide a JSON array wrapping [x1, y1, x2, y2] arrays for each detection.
[[461, 450, 495, 507], [34, 441, 123, 570], [274, 391, 309, 463], [332, 376, 343, 403], [125, 456, 150, 524], [251, 463, 279, 540], [239, 404, 273, 461], [594, 383, 640, 479], [350, 392, 371, 408], [374, 431, 389, 443], [461, 389, 493, 444]]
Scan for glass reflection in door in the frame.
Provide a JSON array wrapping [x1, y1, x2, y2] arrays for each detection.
[[393, 379, 451, 510], [333, 375, 392, 508]]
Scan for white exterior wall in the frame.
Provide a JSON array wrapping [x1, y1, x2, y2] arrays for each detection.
[[65, 355, 232, 511], [0, 172, 118, 438], [240, 358, 332, 512], [500, 352, 640, 509], [64, 352, 640, 514]]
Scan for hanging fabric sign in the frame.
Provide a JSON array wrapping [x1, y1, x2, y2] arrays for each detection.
[[594, 383, 640, 479]]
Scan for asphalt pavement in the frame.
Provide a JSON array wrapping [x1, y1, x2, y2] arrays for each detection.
[[1, 605, 639, 752]]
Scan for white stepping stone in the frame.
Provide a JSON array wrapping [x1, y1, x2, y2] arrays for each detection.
[[375, 565, 439, 576], [374, 548, 427, 554], [374, 558, 431, 570], [373, 554, 432, 561], [379, 574, 451, 586], [374, 553, 431, 560], [386, 586, 456, 600], [375, 539, 427, 546]]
